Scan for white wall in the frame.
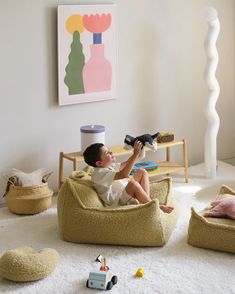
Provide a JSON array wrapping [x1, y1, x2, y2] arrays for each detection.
[[0, 0, 234, 201]]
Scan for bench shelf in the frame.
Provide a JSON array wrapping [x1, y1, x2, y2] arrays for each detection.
[[59, 139, 188, 188]]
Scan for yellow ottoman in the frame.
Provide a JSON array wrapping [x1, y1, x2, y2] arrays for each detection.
[[57, 174, 178, 247], [188, 185, 235, 253]]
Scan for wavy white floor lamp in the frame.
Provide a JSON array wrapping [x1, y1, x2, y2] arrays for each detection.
[[204, 7, 220, 179]]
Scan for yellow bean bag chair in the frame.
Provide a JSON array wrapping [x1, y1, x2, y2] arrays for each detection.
[[188, 185, 235, 253], [0, 246, 59, 282], [57, 172, 178, 247]]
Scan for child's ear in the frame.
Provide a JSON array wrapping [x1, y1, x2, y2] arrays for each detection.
[[96, 161, 103, 167]]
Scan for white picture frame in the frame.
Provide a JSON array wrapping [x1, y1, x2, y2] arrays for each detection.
[[57, 4, 117, 105]]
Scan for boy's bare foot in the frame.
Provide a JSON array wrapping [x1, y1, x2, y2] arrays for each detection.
[[160, 205, 174, 214]]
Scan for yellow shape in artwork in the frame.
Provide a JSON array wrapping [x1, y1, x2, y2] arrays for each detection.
[[66, 14, 84, 34]]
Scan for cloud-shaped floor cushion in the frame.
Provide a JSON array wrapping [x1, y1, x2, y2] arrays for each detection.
[[204, 195, 235, 219], [0, 246, 59, 282]]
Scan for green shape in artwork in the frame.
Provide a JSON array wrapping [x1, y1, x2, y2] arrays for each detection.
[[64, 31, 85, 95]]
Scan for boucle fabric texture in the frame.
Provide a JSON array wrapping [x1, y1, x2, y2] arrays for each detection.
[[0, 246, 59, 282], [188, 185, 235, 253], [5, 183, 53, 215], [57, 176, 178, 246]]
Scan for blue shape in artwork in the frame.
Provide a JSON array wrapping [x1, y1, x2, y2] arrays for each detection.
[[93, 33, 102, 44]]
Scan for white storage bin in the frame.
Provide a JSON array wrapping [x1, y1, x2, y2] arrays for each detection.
[[80, 125, 105, 153]]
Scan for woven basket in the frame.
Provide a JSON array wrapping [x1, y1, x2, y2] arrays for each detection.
[[157, 134, 174, 143], [5, 183, 53, 215]]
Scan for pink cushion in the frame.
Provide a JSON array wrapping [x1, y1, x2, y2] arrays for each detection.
[[204, 196, 235, 219]]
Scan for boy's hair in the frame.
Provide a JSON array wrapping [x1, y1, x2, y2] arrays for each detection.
[[83, 143, 104, 167]]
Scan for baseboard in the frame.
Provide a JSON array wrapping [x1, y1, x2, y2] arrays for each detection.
[[223, 158, 235, 166]]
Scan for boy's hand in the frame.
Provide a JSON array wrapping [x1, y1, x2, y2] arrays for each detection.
[[114, 140, 143, 180], [133, 140, 143, 156]]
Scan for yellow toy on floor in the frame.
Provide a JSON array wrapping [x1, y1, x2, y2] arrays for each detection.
[[135, 268, 144, 277]]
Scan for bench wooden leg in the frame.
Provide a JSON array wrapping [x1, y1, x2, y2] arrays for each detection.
[[59, 152, 64, 189], [73, 159, 77, 171], [183, 139, 188, 183], [166, 147, 170, 161]]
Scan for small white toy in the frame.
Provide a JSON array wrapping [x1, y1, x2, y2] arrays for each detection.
[[87, 257, 117, 290]]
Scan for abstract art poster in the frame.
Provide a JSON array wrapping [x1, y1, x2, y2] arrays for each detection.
[[58, 4, 117, 105]]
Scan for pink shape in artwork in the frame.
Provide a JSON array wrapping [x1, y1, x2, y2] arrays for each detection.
[[83, 44, 112, 93], [83, 14, 111, 33]]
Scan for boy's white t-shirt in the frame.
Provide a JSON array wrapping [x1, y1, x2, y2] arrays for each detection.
[[91, 163, 131, 206]]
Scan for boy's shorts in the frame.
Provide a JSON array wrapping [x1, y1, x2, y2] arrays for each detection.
[[119, 189, 139, 205]]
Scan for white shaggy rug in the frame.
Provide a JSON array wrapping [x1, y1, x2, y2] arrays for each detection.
[[0, 161, 235, 294]]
